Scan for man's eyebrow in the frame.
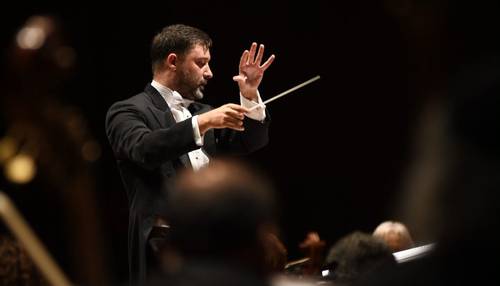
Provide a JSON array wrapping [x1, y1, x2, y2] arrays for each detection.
[[196, 56, 210, 60]]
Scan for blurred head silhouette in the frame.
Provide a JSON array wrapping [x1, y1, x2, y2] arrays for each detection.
[[160, 158, 279, 279], [323, 231, 396, 285]]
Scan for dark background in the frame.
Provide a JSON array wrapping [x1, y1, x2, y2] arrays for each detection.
[[1, 0, 450, 284]]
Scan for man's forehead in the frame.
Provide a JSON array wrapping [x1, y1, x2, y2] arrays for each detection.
[[186, 44, 211, 58]]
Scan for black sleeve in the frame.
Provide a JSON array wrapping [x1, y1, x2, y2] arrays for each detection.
[[216, 110, 271, 155], [105, 101, 198, 170]]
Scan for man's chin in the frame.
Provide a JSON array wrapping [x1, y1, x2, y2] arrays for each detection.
[[193, 88, 204, 100]]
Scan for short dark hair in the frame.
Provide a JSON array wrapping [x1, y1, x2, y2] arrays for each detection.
[[150, 24, 212, 74], [324, 231, 395, 284]]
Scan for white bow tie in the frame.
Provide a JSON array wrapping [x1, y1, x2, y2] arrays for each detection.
[[171, 91, 193, 110]]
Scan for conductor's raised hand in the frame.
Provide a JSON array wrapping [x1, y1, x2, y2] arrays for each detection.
[[233, 42, 275, 101], [197, 103, 249, 134]]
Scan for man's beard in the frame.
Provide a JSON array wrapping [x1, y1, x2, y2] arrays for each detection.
[[178, 70, 206, 100], [193, 86, 204, 100]]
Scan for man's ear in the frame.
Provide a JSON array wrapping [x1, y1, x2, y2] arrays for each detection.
[[165, 53, 177, 70]]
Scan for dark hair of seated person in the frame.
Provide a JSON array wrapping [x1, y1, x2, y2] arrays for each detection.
[[323, 231, 396, 285]]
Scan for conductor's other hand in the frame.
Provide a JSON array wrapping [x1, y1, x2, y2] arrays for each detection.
[[233, 42, 275, 102], [197, 103, 249, 134]]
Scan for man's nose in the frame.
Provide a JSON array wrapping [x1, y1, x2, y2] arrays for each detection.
[[204, 65, 213, 79]]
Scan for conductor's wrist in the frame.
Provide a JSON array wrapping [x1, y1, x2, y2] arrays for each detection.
[[197, 113, 210, 135], [241, 88, 258, 102]]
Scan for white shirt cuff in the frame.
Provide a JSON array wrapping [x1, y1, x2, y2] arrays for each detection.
[[191, 115, 204, 146], [240, 91, 266, 121]]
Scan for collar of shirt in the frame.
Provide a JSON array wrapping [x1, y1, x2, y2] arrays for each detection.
[[151, 80, 193, 109]]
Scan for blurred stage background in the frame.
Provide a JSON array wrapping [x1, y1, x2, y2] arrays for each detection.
[[1, 1, 451, 284]]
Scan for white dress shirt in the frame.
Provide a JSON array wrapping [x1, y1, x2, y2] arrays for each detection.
[[151, 80, 266, 171]]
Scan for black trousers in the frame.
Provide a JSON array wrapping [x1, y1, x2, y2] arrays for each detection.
[[146, 226, 170, 278]]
